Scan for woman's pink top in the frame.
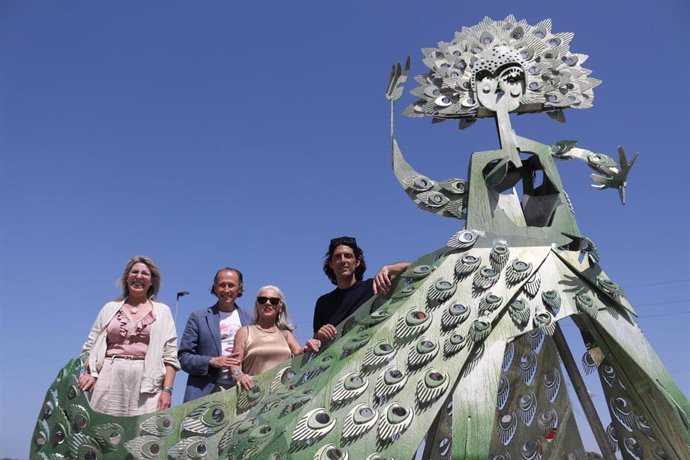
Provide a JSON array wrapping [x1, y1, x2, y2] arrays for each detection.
[[105, 309, 156, 357]]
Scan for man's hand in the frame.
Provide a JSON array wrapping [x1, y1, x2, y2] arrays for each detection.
[[314, 324, 338, 341], [373, 262, 412, 295], [374, 265, 394, 295], [209, 352, 240, 369]]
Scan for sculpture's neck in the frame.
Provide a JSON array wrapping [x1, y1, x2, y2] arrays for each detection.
[[495, 109, 522, 168]]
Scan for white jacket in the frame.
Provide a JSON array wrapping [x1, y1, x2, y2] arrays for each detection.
[[83, 300, 180, 393]]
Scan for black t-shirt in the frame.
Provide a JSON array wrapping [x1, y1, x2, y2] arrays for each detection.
[[313, 278, 374, 332]]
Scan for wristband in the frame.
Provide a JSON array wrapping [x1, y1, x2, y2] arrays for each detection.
[[231, 369, 243, 378], [162, 386, 173, 394]]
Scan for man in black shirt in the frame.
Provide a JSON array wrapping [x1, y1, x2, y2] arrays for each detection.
[[313, 236, 410, 341]]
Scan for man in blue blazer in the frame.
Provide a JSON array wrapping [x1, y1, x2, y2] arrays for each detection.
[[179, 267, 254, 402]]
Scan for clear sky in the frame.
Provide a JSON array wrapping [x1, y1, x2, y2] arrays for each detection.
[[1, 1, 688, 458]]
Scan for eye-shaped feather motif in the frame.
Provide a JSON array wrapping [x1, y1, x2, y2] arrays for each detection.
[[426, 279, 457, 305], [391, 285, 416, 300], [291, 409, 337, 443], [65, 433, 102, 460], [41, 391, 57, 420], [341, 332, 372, 358], [490, 242, 510, 271], [395, 310, 432, 343], [271, 366, 297, 391], [497, 375, 510, 410], [441, 302, 471, 330], [33, 420, 50, 449], [521, 440, 543, 460], [403, 175, 434, 192], [581, 351, 598, 375], [455, 255, 482, 279], [181, 401, 229, 435], [342, 404, 379, 440], [443, 332, 467, 356], [473, 267, 500, 290], [331, 373, 369, 404], [622, 436, 642, 460], [218, 418, 257, 452], [517, 392, 538, 426], [610, 397, 635, 432], [575, 292, 598, 319], [447, 230, 478, 250], [518, 350, 538, 385], [439, 178, 467, 194], [415, 370, 449, 405], [542, 368, 561, 403], [401, 264, 434, 280], [527, 328, 545, 352], [92, 423, 124, 452], [479, 293, 503, 315], [375, 367, 409, 401], [635, 415, 657, 441], [606, 424, 619, 453], [378, 404, 414, 442], [468, 318, 492, 343], [358, 308, 391, 327], [124, 435, 166, 459], [505, 259, 532, 285], [407, 338, 439, 370], [314, 444, 349, 460], [537, 408, 559, 438], [533, 311, 556, 336], [280, 388, 313, 416], [541, 290, 561, 313], [508, 299, 530, 327], [497, 413, 518, 446], [167, 436, 209, 460], [418, 191, 450, 208], [140, 413, 175, 436], [66, 404, 90, 432], [362, 341, 397, 370], [236, 384, 265, 413], [523, 272, 541, 298], [49, 410, 70, 446], [601, 364, 616, 388], [597, 276, 622, 300], [501, 342, 515, 373]]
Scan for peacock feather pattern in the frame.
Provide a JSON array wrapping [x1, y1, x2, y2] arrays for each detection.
[[32, 15, 688, 459]]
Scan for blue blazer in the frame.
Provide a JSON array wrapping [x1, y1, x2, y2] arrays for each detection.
[[178, 303, 253, 402]]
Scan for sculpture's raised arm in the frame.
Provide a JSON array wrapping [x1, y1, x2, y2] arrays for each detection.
[[550, 140, 639, 205]]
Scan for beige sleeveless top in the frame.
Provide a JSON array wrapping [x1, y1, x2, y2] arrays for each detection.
[[242, 325, 291, 376]]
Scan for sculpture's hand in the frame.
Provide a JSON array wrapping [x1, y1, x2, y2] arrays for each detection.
[[551, 142, 639, 205], [590, 147, 639, 205], [385, 56, 410, 102]]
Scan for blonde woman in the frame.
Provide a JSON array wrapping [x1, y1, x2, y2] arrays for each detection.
[[78, 256, 179, 415]]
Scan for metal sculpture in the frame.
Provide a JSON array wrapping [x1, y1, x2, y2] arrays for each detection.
[[31, 16, 689, 459]]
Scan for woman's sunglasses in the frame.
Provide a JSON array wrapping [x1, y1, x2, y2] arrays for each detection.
[[257, 296, 281, 306]]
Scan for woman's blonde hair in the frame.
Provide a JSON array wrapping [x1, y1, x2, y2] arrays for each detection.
[[118, 256, 161, 300]]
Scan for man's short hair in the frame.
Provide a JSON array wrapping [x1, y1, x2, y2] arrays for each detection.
[[323, 236, 367, 285]]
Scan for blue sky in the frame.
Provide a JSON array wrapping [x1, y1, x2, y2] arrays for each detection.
[[1, 1, 688, 458]]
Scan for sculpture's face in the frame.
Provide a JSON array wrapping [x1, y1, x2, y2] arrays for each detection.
[[475, 64, 525, 113]]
